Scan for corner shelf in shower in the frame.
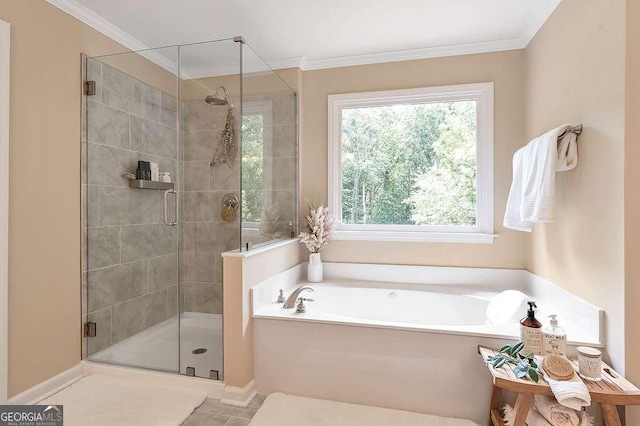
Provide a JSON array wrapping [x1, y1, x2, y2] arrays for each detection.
[[128, 180, 174, 190]]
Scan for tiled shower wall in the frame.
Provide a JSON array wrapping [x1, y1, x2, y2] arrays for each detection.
[[180, 92, 296, 304], [82, 58, 179, 356], [180, 100, 239, 315]]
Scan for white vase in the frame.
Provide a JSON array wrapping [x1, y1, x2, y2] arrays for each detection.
[[307, 252, 323, 282]]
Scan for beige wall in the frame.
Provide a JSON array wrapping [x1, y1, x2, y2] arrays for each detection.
[[300, 51, 526, 268], [524, 0, 626, 374], [0, 0, 173, 397], [625, 0, 640, 422]]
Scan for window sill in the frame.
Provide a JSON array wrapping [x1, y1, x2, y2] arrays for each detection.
[[331, 230, 497, 244]]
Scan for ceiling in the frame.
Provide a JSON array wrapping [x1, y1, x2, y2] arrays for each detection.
[[48, 0, 561, 75]]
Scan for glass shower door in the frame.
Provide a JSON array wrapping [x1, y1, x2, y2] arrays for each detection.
[[83, 47, 181, 372], [177, 39, 242, 380], [82, 37, 292, 381]]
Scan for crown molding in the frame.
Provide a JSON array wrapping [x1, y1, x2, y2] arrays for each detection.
[[519, 0, 562, 47], [46, 0, 176, 73], [300, 38, 524, 71], [48, 0, 560, 76], [265, 56, 305, 71], [183, 56, 303, 79], [300, 0, 561, 71]]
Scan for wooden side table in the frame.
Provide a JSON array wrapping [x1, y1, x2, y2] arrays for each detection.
[[478, 346, 640, 426]]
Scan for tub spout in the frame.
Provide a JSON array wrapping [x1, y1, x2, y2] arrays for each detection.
[[283, 286, 314, 309]]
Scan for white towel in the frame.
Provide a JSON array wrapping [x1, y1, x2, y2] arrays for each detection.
[[538, 359, 591, 411], [485, 290, 529, 325], [534, 395, 593, 426], [504, 124, 579, 232], [503, 397, 594, 426]]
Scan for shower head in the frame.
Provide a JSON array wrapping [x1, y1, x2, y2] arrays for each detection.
[[204, 86, 233, 108]]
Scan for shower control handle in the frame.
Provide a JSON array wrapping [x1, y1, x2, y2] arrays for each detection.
[[163, 189, 178, 227]]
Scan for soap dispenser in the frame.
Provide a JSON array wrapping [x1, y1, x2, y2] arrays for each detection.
[[520, 301, 542, 355], [542, 314, 567, 356]]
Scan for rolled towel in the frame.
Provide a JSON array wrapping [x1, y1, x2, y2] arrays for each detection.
[[538, 358, 591, 410], [503, 404, 551, 425], [485, 290, 529, 325], [503, 399, 594, 426], [534, 395, 594, 426]]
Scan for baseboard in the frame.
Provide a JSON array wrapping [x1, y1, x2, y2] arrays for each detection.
[[8, 361, 251, 406], [221, 379, 257, 407], [82, 360, 225, 399], [8, 364, 83, 405]]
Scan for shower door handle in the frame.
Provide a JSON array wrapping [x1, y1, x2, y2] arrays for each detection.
[[163, 189, 178, 227]]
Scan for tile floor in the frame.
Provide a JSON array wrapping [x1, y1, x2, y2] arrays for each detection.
[[182, 394, 266, 426]]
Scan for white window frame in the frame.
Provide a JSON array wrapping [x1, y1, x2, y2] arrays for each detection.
[[328, 82, 495, 244]]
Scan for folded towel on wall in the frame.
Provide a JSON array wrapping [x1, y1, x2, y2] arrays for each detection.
[[485, 290, 529, 325], [538, 359, 591, 410], [503, 124, 579, 232]]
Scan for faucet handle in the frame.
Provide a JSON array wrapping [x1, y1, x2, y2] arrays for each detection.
[[296, 297, 314, 313], [276, 289, 286, 303]]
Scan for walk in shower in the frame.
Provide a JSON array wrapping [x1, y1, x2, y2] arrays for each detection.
[[81, 37, 298, 380]]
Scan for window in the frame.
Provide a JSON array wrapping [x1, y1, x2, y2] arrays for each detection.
[[241, 100, 273, 235], [242, 112, 266, 222], [328, 83, 494, 243]]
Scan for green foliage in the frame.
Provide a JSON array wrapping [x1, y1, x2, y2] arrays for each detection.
[[486, 342, 539, 382], [341, 101, 477, 226], [241, 113, 264, 222]]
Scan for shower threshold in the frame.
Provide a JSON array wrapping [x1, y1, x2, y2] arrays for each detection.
[[89, 312, 223, 380]]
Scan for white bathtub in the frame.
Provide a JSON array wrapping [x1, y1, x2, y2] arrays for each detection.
[[251, 263, 603, 424], [256, 281, 516, 334]]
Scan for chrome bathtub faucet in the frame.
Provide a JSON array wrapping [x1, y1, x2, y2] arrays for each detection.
[[283, 285, 314, 309], [296, 297, 314, 313]]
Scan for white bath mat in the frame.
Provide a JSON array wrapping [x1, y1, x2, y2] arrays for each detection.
[[39, 374, 206, 426], [249, 393, 480, 426]]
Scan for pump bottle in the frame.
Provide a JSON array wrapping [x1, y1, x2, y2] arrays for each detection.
[[542, 314, 567, 356], [520, 301, 542, 355]]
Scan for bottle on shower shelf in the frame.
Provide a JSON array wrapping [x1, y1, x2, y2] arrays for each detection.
[[136, 161, 144, 180], [149, 162, 159, 181]]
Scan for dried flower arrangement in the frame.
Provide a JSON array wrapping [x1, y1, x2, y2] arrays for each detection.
[[210, 109, 236, 168], [298, 202, 335, 253]]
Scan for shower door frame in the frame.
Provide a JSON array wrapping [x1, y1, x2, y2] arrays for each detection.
[[0, 18, 10, 404]]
